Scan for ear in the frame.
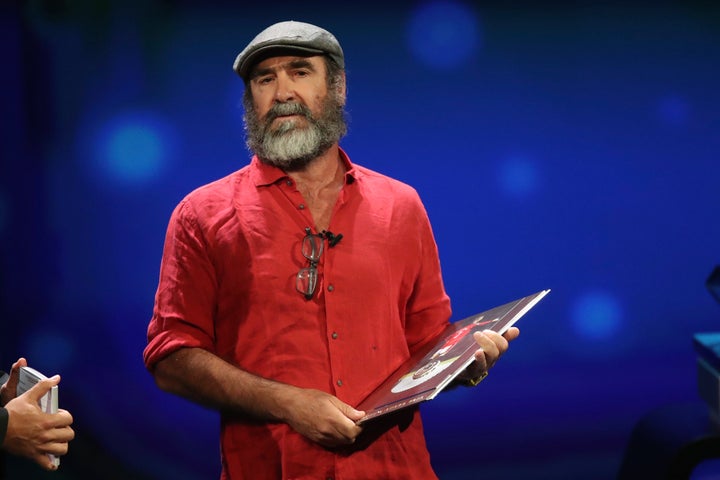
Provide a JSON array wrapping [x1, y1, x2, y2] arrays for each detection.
[[337, 71, 347, 105]]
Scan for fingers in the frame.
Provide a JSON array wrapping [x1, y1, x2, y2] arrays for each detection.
[[33, 422, 73, 470], [42, 419, 75, 442], [336, 401, 365, 423], [48, 410, 75, 446], [50, 409, 74, 429], [472, 330, 505, 355], [503, 326, 520, 342], [472, 330, 512, 369], [294, 393, 363, 447], [330, 398, 364, 443], [325, 397, 365, 446], [335, 423, 363, 445], [40, 431, 73, 455], [26, 375, 60, 403]]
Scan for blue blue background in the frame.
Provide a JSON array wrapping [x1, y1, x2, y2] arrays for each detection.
[[2, 1, 719, 479]]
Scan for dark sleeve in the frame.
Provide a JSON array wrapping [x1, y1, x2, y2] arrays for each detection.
[[0, 407, 7, 446], [1, 369, 8, 446]]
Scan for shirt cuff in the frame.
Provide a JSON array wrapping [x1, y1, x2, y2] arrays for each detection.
[[0, 407, 8, 446]]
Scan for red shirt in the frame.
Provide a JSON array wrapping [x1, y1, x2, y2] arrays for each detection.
[[144, 150, 451, 480]]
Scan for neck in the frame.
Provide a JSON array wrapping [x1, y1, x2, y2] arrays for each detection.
[[284, 144, 345, 232], [287, 144, 344, 191]]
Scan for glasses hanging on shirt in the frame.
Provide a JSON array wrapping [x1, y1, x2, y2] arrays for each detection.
[[296, 227, 343, 300], [296, 227, 324, 300]]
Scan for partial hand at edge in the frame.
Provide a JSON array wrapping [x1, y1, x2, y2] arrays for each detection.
[[3, 375, 75, 470], [0, 357, 28, 407]]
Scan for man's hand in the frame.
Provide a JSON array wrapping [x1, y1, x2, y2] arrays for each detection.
[[460, 327, 520, 384], [2, 374, 75, 470], [0, 358, 28, 407], [280, 387, 364, 448]]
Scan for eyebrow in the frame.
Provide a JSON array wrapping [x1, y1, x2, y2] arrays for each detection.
[[250, 58, 317, 80]]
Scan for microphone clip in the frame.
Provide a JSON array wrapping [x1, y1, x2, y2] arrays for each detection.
[[321, 230, 343, 248]]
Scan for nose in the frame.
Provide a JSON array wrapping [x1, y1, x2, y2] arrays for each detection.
[[274, 73, 296, 103]]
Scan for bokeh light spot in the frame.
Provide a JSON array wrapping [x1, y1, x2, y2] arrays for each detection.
[[570, 290, 623, 341], [406, 1, 481, 70], [498, 155, 540, 198], [107, 125, 161, 179], [90, 111, 175, 186]]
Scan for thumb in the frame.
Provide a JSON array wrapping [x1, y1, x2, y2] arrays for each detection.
[[339, 402, 365, 422], [10, 358, 28, 376], [25, 375, 60, 403]]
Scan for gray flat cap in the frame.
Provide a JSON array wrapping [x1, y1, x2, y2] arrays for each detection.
[[233, 21, 344, 81]]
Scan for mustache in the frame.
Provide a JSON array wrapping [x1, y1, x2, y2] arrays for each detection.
[[265, 102, 313, 124]]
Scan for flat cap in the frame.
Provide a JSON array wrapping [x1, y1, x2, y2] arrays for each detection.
[[233, 21, 344, 80]]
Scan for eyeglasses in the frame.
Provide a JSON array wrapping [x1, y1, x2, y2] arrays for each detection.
[[296, 227, 325, 300]]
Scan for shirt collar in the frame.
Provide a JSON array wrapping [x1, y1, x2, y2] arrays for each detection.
[[250, 147, 359, 187]]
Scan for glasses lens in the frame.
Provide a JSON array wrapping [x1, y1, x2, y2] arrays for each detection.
[[302, 234, 324, 261], [296, 266, 318, 297]]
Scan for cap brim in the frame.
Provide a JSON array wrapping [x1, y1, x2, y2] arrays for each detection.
[[234, 44, 326, 80]]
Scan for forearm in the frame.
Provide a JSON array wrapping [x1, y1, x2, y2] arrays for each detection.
[[152, 347, 295, 422]]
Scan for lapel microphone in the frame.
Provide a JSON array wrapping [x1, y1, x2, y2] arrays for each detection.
[[322, 230, 343, 248]]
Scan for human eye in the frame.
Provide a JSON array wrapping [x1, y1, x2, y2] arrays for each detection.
[[288, 61, 314, 78], [255, 75, 274, 86]]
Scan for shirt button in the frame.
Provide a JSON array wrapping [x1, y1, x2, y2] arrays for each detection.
[[286, 179, 292, 186], [336, 379, 343, 387], [331, 332, 338, 339], [298, 203, 305, 209], [327, 284, 334, 292]]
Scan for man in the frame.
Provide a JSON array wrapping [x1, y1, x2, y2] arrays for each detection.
[[0, 358, 74, 472], [143, 20, 519, 479]]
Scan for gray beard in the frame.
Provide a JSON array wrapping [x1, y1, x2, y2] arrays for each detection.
[[243, 94, 347, 171]]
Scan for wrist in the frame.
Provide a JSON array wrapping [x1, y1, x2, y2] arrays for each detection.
[[263, 381, 298, 422]]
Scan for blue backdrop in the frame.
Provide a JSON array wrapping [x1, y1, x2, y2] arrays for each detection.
[[2, 1, 719, 479]]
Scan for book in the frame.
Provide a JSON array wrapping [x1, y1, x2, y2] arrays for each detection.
[[16, 366, 60, 468], [356, 289, 550, 423]]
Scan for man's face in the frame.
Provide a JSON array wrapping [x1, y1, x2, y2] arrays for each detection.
[[243, 55, 347, 171]]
